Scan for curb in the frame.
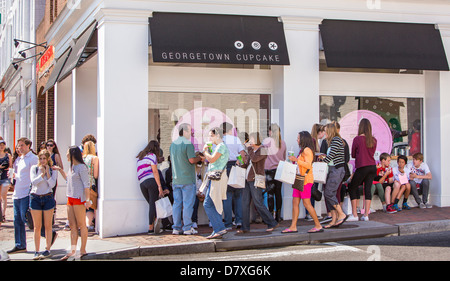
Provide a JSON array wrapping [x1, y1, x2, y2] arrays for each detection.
[[84, 240, 216, 260], [397, 219, 450, 236], [71, 219, 450, 260]]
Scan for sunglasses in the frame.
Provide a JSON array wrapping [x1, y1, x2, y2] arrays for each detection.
[[46, 144, 55, 147]]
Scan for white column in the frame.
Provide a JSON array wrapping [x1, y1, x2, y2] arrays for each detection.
[[278, 17, 322, 220], [425, 24, 450, 207], [95, 9, 151, 237]]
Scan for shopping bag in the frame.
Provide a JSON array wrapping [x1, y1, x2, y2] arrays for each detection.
[[155, 197, 173, 219], [227, 165, 246, 189], [274, 161, 297, 185], [312, 162, 328, 184]]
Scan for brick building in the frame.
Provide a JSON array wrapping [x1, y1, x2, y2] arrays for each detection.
[[35, 0, 67, 146]]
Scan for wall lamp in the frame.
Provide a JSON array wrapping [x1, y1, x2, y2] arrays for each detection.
[[12, 52, 44, 70], [14, 39, 48, 59]]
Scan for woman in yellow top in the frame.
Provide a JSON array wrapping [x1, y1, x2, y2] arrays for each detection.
[[283, 131, 323, 233]]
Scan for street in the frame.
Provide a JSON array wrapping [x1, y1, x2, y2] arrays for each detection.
[[124, 231, 450, 261]]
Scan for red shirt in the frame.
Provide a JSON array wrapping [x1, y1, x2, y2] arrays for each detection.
[[375, 166, 393, 184]]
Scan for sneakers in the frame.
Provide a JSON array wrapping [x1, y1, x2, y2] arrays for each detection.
[[393, 203, 402, 212], [386, 204, 397, 214], [425, 203, 433, 209], [172, 229, 181, 235], [183, 227, 198, 235], [321, 216, 333, 224], [360, 215, 369, 221], [402, 202, 411, 210], [40, 250, 51, 259], [419, 203, 426, 209], [347, 214, 359, 222], [33, 252, 41, 260]]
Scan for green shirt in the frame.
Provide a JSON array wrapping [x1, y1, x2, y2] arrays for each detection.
[[208, 142, 229, 172], [170, 137, 197, 185]]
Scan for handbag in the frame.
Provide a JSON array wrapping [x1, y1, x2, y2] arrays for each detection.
[[274, 160, 297, 185], [207, 168, 225, 181], [249, 162, 265, 189], [155, 196, 173, 219], [312, 162, 328, 184], [292, 169, 310, 191], [227, 165, 246, 189], [90, 187, 98, 210], [311, 184, 323, 201]]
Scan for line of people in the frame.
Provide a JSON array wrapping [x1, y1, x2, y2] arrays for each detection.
[[137, 118, 432, 239], [4, 135, 99, 260]]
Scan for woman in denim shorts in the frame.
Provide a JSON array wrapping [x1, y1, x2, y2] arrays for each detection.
[[29, 149, 58, 260]]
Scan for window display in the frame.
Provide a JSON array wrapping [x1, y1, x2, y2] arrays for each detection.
[[319, 96, 423, 159]]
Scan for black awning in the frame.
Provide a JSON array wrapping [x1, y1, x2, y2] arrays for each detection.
[[58, 22, 97, 81], [149, 12, 290, 65], [42, 48, 72, 94], [320, 19, 449, 71]]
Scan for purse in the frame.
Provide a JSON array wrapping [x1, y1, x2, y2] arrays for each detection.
[[250, 162, 265, 189], [207, 168, 225, 181], [311, 184, 323, 201], [292, 169, 310, 191], [90, 187, 98, 210]]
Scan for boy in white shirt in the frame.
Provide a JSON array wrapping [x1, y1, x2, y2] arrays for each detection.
[[408, 153, 432, 209], [391, 155, 411, 211]]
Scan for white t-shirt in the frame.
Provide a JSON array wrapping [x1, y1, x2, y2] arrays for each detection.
[[392, 166, 411, 185], [13, 151, 39, 199], [408, 162, 431, 184], [223, 135, 245, 161]]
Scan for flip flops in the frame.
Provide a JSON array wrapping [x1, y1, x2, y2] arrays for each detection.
[[281, 228, 298, 234], [307, 227, 324, 233]]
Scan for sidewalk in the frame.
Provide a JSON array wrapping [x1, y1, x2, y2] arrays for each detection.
[[1, 191, 450, 260]]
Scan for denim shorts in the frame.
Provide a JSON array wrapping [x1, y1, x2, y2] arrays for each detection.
[[30, 193, 56, 211]]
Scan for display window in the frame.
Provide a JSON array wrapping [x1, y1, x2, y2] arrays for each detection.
[[148, 92, 271, 158], [319, 96, 423, 159]]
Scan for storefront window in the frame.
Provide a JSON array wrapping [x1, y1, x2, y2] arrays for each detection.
[[149, 92, 271, 158], [319, 96, 423, 159]]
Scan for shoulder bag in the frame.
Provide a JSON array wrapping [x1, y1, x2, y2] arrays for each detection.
[[292, 169, 310, 192]]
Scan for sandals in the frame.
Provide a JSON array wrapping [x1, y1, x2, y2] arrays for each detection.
[[307, 227, 324, 233], [335, 215, 349, 227], [206, 230, 227, 239], [266, 224, 280, 232], [281, 228, 298, 234]]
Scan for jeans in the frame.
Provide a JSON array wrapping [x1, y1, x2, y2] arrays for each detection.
[[409, 179, 430, 204], [13, 196, 30, 249], [223, 162, 243, 228], [172, 183, 196, 232], [203, 181, 226, 234], [241, 181, 278, 231]]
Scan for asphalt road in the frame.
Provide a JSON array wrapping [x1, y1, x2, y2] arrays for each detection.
[[127, 230, 450, 262]]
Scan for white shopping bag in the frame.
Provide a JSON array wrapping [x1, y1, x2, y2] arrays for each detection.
[[313, 162, 328, 184], [227, 165, 246, 189], [274, 161, 297, 185], [155, 197, 173, 219]]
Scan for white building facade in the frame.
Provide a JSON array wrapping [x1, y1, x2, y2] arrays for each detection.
[[0, 0, 46, 150], [41, 0, 450, 238]]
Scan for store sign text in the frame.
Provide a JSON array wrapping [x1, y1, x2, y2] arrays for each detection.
[[160, 52, 281, 64]]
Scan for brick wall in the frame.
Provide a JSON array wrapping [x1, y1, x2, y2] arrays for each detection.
[[35, 0, 67, 146]]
